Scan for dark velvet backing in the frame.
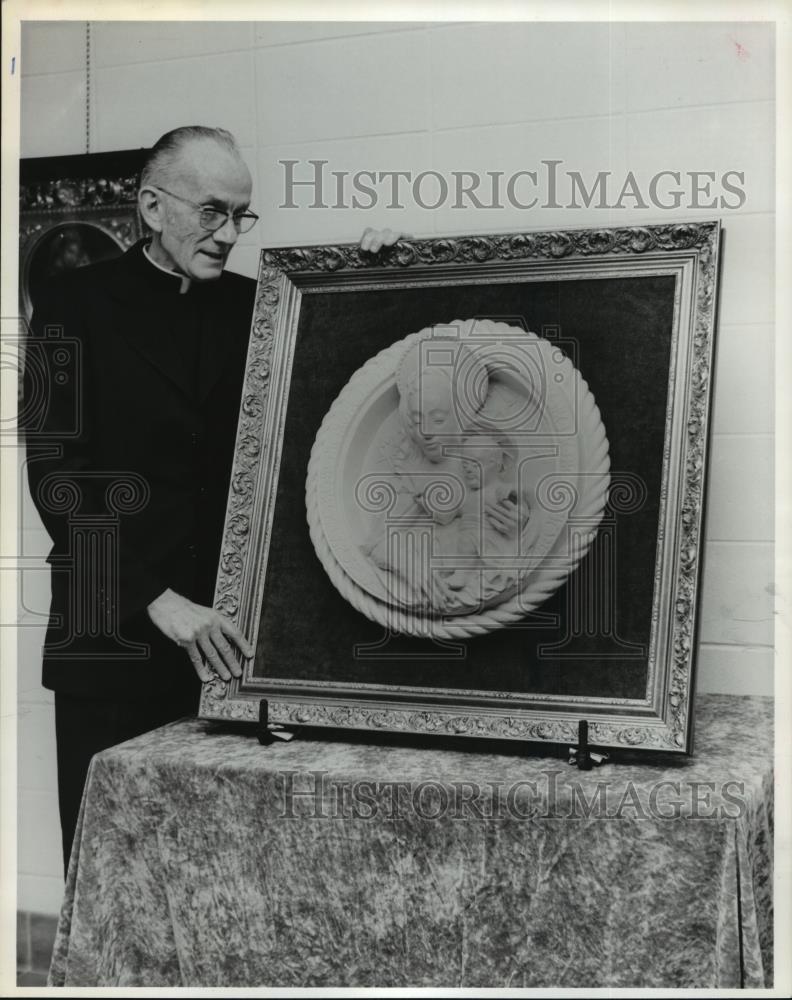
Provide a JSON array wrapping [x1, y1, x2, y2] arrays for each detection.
[[252, 275, 676, 704]]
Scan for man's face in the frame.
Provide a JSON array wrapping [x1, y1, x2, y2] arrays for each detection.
[[151, 140, 253, 282]]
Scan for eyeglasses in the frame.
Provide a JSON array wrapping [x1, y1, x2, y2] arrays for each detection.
[[153, 186, 259, 234]]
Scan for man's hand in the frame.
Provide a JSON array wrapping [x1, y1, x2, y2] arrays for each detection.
[[147, 588, 255, 683], [359, 228, 408, 253]]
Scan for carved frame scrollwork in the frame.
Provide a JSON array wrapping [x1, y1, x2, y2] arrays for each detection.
[[200, 222, 721, 755]]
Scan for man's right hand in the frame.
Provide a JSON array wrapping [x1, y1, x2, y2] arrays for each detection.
[[147, 588, 255, 683]]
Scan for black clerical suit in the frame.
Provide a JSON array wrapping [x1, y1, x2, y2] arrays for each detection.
[[24, 239, 255, 867]]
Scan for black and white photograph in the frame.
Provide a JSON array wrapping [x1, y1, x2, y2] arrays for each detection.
[[1, 1, 787, 993]]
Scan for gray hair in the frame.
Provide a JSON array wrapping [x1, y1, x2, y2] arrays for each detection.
[[140, 126, 242, 189]]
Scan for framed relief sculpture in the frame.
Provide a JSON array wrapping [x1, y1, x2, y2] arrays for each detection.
[[19, 149, 147, 320], [200, 222, 721, 755], [308, 319, 610, 635]]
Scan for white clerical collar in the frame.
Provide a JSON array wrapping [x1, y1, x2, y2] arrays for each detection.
[[143, 244, 192, 294]]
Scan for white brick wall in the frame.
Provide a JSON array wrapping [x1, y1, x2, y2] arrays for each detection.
[[17, 19, 776, 914]]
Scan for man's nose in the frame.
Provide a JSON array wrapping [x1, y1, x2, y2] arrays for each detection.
[[212, 216, 240, 246]]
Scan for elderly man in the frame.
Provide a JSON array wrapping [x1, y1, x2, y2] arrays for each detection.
[[24, 124, 398, 869]]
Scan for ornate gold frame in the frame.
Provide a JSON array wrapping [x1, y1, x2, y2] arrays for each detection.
[[200, 222, 721, 754]]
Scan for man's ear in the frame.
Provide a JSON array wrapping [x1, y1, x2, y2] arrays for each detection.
[[138, 187, 164, 233]]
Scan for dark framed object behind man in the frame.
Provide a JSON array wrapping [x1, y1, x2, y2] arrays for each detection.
[[19, 149, 148, 320]]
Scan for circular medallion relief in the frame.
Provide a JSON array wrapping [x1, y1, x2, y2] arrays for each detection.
[[306, 318, 610, 639]]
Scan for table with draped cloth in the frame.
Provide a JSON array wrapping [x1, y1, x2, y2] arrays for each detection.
[[48, 693, 773, 988]]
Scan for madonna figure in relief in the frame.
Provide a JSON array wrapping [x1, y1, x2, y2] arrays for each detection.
[[360, 333, 533, 614]]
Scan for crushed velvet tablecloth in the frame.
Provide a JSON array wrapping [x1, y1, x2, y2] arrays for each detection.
[[49, 693, 772, 988]]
